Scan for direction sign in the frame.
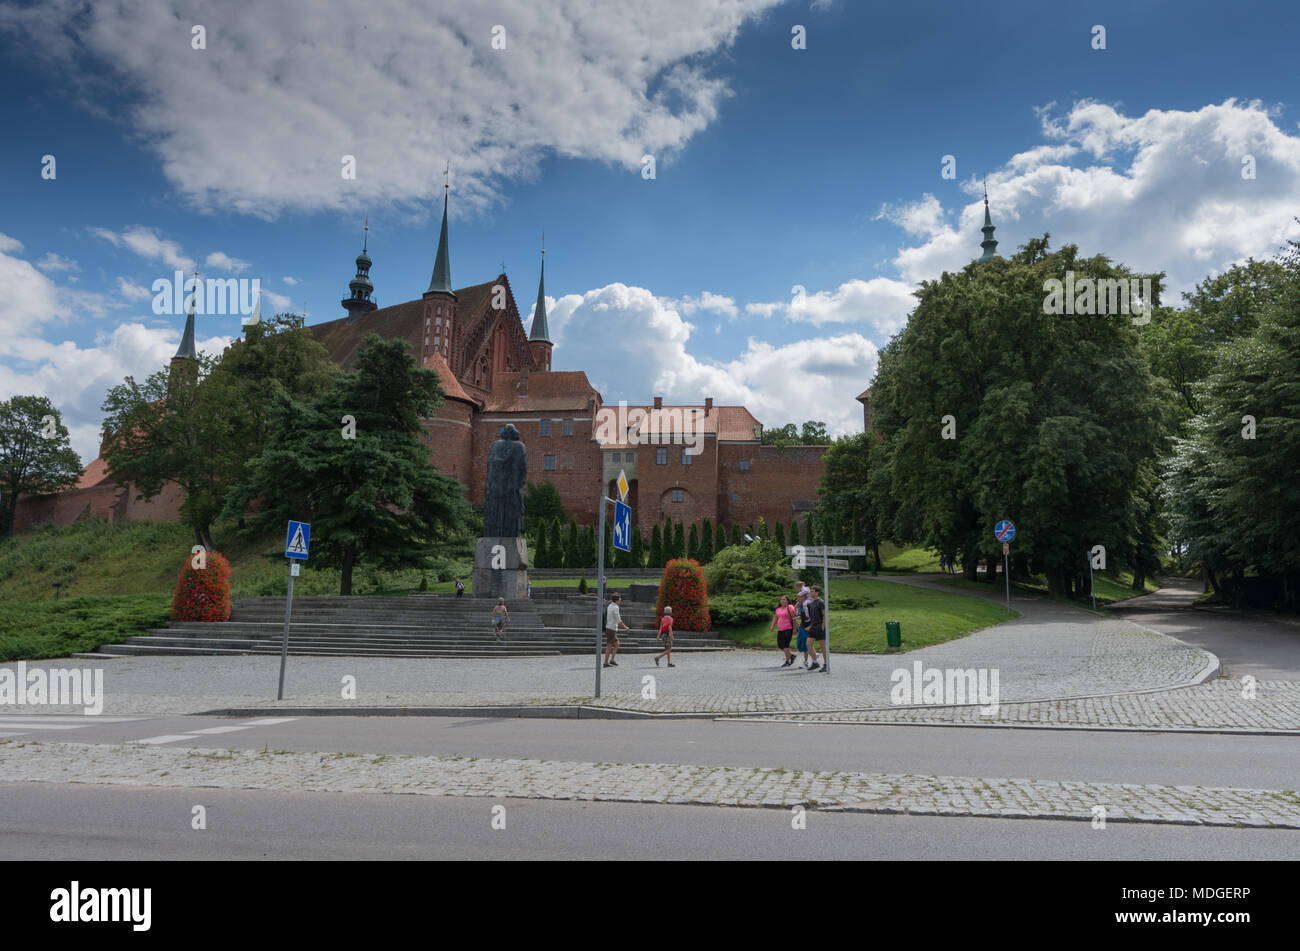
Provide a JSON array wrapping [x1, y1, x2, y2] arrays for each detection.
[[616, 469, 629, 502], [285, 520, 311, 560], [786, 545, 865, 557], [825, 546, 866, 557], [994, 520, 1016, 543], [803, 557, 850, 570], [612, 500, 631, 553]]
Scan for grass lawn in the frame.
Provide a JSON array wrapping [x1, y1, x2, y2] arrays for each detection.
[[933, 568, 1156, 611], [716, 578, 1018, 653]]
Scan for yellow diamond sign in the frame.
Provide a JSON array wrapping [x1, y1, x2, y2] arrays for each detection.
[[616, 469, 629, 501]]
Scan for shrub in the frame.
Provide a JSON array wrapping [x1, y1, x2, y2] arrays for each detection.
[[706, 539, 795, 596], [708, 591, 781, 626], [656, 558, 709, 632], [578, 569, 588, 594], [170, 550, 232, 622]]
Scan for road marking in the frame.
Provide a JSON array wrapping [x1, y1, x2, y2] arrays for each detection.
[[0, 721, 99, 731], [189, 726, 253, 735], [0, 731, 27, 737], [135, 735, 201, 745], [244, 718, 300, 725], [134, 717, 300, 745]]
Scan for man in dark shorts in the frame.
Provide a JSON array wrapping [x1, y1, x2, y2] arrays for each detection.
[[806, 585, 827, 672]]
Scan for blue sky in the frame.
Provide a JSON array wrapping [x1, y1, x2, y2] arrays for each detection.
[[3, 0, 1299, 463]]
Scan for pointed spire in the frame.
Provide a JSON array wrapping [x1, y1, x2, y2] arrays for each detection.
[[978, 178, 998, 263], [529, 232, 551, 343], [427, 163, 454, 296], [174, 268, 198, 360]]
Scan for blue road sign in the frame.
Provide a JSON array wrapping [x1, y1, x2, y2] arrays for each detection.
[[285, 520, 311, 560], [994, 520, 1016, 543], [613, 501, 631, 553]]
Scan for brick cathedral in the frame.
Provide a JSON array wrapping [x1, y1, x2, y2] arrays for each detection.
[[309, 189, 827, 536]]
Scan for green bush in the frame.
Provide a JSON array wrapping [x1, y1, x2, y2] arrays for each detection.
[[709, 591, 783, 626], [0, 595, 171, 661], [705, 539, 795, 596]]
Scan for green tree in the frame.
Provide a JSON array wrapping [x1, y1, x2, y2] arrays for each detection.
[[672, 520, 685, 560], [800, 420, 829, 444], [870, 237, 1167, 597], [533, 520, 549, 568], [224, 334, 469, 594], [817, 432, 887, 569], [631, 525, 645, 570], [774, 521, 786, 553], [788, 519, 800, 548], [0, 397, 84, 537], [580, 524, 596, 568], [523, 481, 565, 538], [699, 517, 714, 564], [549, 517, 564, 570], [650, 523, 663, 569], [565, 518, 580, 569], [716, 522, 729, 554], [687, 522, 700, 561], [730, 523, 743, 547]]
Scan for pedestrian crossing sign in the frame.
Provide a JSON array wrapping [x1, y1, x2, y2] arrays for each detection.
[[285, 520, 311, 560]]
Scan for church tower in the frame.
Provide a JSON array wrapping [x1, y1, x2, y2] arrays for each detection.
[[528, 236, 553, 371], [341, 218, 378, 321], [422, 167, 457, 371], [978, 182, 999, 263]]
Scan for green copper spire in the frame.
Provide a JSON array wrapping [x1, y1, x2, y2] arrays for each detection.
[[979, 180, 998, 263], [426, 168, 453, 296], [529, 235, 550, 343], [174, 269, 198, 360]]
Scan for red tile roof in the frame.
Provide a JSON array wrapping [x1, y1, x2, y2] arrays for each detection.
[[485, 371, 599, 412], [594, 404, 761, 447]]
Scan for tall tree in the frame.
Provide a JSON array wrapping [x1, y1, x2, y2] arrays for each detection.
[[565, 518, 580, 569], [0, 397, 83, 537], [687, 522, 700, 561], [533, 519, 549, 568], [699, 517, 714, 564], [650, 523, 663, 569], [523, 481, 565, 538], [672, 520, 685, 560], [631, 525, 645, 570], [730, 523, 742, 547], [549, 517, 564, 570], [224, 334, 469, 594], [715, 522, 728, 555]]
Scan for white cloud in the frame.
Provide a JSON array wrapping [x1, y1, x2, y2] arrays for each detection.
[[548, 282, 875, 436], [0, 233, 22, 254], [263, 290, 292, 311], [0, 324, 232, 464], [745, 278, 915, 335], [882, 99, 1300, 297], [115, 277, 153, 302], [89, 225, 195, 272], [282, 276, 300, 286], [35, 252, 79, 275], [674, 291, 738, 318], [5, 0, 782, 217], [205, 251, 250, 274]]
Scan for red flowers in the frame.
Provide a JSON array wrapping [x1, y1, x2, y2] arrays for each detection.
[[656, 558, 710, 632], [170, 550, 232, 622]]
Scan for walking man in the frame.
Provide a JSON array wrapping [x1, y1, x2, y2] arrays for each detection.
[[806, 585, 828, 672], [455, 578, 465, 598], [604, 594, 630, 667], [796, 590, 812, 668], [654, 605, 675, 667]]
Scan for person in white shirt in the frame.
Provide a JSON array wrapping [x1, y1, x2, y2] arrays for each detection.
[[604, 594, 630, 667]]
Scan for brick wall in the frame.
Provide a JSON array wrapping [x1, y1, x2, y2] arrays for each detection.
[[474, 412, 602, 521], [717, 443, 826, 534], [422, 399, 474, 491], [11, 480, 185, 535]]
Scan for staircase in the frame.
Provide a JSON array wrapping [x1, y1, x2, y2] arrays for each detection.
[[95, 592, 734, 658]]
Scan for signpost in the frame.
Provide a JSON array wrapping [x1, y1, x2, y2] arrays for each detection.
[[994, 520, 1014, 614], [279, 520, 310, 700], [785, 544, 866, 674], [594, 471, 632, 698]]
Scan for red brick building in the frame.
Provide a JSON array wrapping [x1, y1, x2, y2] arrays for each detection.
[[13, 194, 828, 537]]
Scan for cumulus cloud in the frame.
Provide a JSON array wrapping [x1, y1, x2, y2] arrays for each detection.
[[883, 99, 1300, 296], [115, 277, 153, 302], [282, 276, 300, 286], [89, 225, 195, 272], [547, 282, 876, 436], [35, 252, 79, 275], [674, 291, 738, 318], [205, 251, 250, 274], [745, 278, 915, 336], [5, 0, 782, 217]]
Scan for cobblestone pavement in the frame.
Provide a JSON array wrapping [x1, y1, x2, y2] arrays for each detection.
[[3, 740, 1298, 829], [8, 613, 1215, 719], [741, 680, 1300, 733]]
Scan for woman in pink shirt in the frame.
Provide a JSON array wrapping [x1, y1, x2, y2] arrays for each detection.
[[770, 595, 799, 667]]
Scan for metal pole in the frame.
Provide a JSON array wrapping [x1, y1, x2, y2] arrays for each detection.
[[594, 497, 608, 698], [822, 544, 830, 673], [277, 562, 294, 700], [1004, 552, 1010, 614], [1089, 551, 1096, 612]]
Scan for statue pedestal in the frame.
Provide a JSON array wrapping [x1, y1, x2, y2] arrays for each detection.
[[471, 537, 530, 599]]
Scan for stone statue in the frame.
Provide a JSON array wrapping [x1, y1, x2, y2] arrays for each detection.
[[483, 424, 526, 538]]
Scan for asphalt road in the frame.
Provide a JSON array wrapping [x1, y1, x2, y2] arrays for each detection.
[[4, 783, 1297, 860], [1109, 578, 1300, 680]]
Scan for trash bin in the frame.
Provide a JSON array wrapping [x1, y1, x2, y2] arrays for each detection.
[[885, 620, 901, 650]]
